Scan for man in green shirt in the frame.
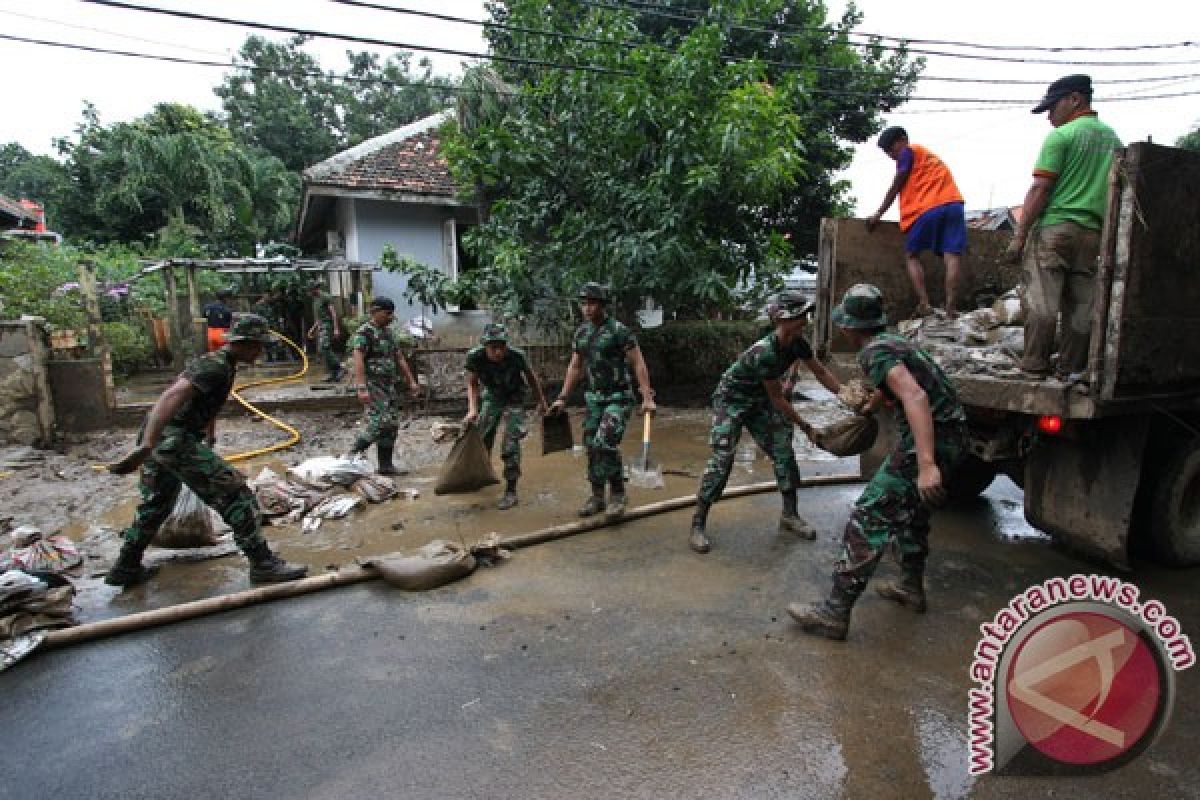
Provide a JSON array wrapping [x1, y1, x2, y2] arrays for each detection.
[[306, 281, 343, 382], [1002, 74, 1122, 379]]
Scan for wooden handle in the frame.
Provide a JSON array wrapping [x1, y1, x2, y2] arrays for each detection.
[[642, 410, 652, 443]]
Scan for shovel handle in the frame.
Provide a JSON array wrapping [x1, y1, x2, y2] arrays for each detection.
[[642, 410, 652, 444]]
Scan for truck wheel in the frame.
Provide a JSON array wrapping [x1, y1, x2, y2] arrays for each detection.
[[1147, 437, 1200, 566], [945, 455, 997, 504]]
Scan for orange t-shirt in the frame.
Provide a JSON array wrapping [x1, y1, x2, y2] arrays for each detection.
[[897, 144, 963, 232]]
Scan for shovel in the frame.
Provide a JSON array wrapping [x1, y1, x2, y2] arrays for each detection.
[[628, 411, 664, 489]]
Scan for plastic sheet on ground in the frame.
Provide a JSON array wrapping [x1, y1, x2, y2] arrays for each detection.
[[287, 455, 374, 491], [250, 467, 327, 521], [1, 531, 82, 574], [300, 495, 365, 533], [0, 569, 76, 670], [352, 474, 398, 504]]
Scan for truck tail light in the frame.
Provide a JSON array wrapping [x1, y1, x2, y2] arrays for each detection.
[[1037, 415, 1063, 435]]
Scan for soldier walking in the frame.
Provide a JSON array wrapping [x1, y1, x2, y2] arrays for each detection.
[[788, 284, 966, 640], [548, 283, 656, 520], [348, 297, 421, 475], [106, 315, 308, 587], [464, 323, 549, 510], [306, 280, 343, 382], [688, 290, 842, 554]]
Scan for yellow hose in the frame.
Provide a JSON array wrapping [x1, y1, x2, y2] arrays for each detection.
[[223, 330, 309, 463]]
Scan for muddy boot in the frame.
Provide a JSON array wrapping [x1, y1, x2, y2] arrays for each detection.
[[606, 493, 628, 521], [578, 493, 606, 517], [779, 514, 817, 540], [376, 442, 398, 476], [498, 481, 518, 511], [876, 570, 927, 613], [245, 542, 308, 584], [787, 585, 857, 641], [104, 543, 159, 587], [688, 500, 712, 554]]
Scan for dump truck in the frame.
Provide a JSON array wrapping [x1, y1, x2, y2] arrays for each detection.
[[812, 141, 1200, 569]]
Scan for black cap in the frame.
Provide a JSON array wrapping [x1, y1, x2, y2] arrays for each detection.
[[1032, 74, 1092, 113], [578, 282, 609, 302], [369, 296, 395, 312], [877, 126, 908, 151]]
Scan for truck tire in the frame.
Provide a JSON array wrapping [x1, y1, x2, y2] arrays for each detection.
[[1147, 436, 1200, 566], [945, 455, 997, 504]]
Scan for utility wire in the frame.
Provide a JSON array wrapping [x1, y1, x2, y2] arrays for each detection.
[[0, 7, 226, 56], [321, 0, 1200, 87]]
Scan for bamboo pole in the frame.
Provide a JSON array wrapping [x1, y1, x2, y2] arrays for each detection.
[[40, 474, 863, 650]]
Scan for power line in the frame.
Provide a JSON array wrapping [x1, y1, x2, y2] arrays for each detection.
[[0, 7, 227, 56], [321, 0, 1200, 88]]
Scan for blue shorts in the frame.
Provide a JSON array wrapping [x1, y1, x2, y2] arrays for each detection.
[[904, 202, 966, 256]]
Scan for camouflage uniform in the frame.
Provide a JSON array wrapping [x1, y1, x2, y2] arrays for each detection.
[[465, 344, 532, 483], [122, 349, 266, 554], [349, 321, 403, 453], [312, 290, 339, 375], [834, 332, 967, 596], [573, 316, 637, 485], [697, 332, 811, 505]]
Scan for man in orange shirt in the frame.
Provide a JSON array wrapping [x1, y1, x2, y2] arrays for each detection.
[[867, 127, 966, 317]]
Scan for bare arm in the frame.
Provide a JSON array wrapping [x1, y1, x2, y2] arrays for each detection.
[[523, 368, 549, 415], [885, 363, 946, 505], [328, 302, 341, 336], [353, 348, 369, 403], [465, 372, 482, 425], [867, 170, 909, 230], [802, 356, 841, 396], [551, 352, 584, 411], [626, 346, 656, 413], [1012, 175, 1057, 251], [142, 377, 197, 450], [764, 379, 813, 436], [396, 351, 420, 397]]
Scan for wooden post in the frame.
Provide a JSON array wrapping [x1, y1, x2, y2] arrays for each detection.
[[185, 264, 203, 355], [24, 318, 57, 445], [162, 265, 186, 370], [77, 260, 116, 410]]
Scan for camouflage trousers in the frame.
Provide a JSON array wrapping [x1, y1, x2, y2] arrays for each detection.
[[122, 429, 265, 555], [479, 395, 529, 483], [352, 378, 400, 452], [833, 423, 967, 596], [697, 395, 801, 506], [583, 390, 634, 485], [316, 321, 339, 375]]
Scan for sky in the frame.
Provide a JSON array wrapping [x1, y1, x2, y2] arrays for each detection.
[[2, 0, 1198, 218]]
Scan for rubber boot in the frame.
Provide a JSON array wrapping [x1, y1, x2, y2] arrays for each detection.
[[689, 500, 712, 554], [876, 569, 927, 613], [779, 491, 816, 540], [787, 584, 858, 641], [498, 480, 518, 511], [245, 541, 308, 584], [578, 489, 606, 517], [606, 476, 627, 520], [376, 442, 399, 476], [104, 543, 159, 587]]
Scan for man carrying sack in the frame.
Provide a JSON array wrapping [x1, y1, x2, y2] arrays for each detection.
[[788, 284, 967, 641], [105, 315, 308, 587], [348, 296, 421, 475], [688, 290, 842, 555], [464, 323, 548, 510], [548, 282, 656, 521]]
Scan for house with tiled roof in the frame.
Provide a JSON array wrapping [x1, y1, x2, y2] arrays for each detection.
[[0, 194, 61, 244], [295, 111, 480, 318]]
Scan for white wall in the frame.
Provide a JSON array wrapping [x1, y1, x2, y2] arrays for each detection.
[[351, 198, 450, 319]]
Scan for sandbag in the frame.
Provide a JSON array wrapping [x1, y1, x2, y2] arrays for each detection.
[[809, 413, 879, 457], [362, 541, 477, 591], [154, 485, 221, 549], [434, 426, 499, 495], [837, 380, 871, 413], [541, 409, 574, 455]]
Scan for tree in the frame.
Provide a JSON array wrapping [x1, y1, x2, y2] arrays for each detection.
[[0, 142, 69, 228], [445, 0, 919, 323], [1178, 125, 1200, 151]]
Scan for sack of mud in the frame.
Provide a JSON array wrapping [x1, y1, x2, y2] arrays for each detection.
[[837, 380, 871, 413], [434, 426, 499, 495], [362, 540, 477, 591], [809, 413, 879, 457], [541, 409, 574, 455], [154, 485, 222, 548]]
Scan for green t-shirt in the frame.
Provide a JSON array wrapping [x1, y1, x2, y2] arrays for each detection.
[[166, 349, 237, 435], [1034, 114, 1122, 231], [465, 345, 531, 403], [858, 333, 965, 451]]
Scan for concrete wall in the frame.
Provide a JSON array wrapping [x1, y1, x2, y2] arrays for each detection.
[[46, 359, 111, 432], [0, 319, 56, 446]]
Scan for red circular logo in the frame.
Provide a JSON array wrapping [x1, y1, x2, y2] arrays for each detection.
[[1005, 611, 1162, 766]]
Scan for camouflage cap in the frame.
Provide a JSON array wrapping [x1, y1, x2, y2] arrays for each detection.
[[766, 289, 815, 322], [578, 282, 609, 302], [369, 296, 395, 312], [225, 313, 275, 344], [481, 323, 508, 344], [832, 283, 888, 329]]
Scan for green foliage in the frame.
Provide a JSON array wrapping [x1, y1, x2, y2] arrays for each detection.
[[1178, 125, 1200, 152], [448, 0, 919, 326], [101, 320, 152, 377], [0, 142, 69, 229], [0, 241, 87, 328], [636, 320, 767, 399], [379, 243, 479, 313]]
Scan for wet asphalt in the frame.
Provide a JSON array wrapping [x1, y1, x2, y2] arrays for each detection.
[[2, 400, 1198, 799]]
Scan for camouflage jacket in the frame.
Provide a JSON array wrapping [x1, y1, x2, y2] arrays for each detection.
[[573, 316, 637, 394], [465, 345, 531, 403], [349, 321, 400, 380], [167, 349, 237, 434], [858, 333, 966, 443], [716, 332, 813, 402]]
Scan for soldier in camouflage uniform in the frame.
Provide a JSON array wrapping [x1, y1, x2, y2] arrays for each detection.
[[349, 296, 421, 475], [306, 280, 343, 381], [106, 315, 309, 587], [465, 323, 549, 510], [689, 290, 843, 554], [251, 287, 286, 362], [548, 282, 656, 520], [788, 284, 967, 640]]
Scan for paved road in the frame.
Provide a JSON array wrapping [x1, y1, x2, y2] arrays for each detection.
[[2, 477, 1197, 800]]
